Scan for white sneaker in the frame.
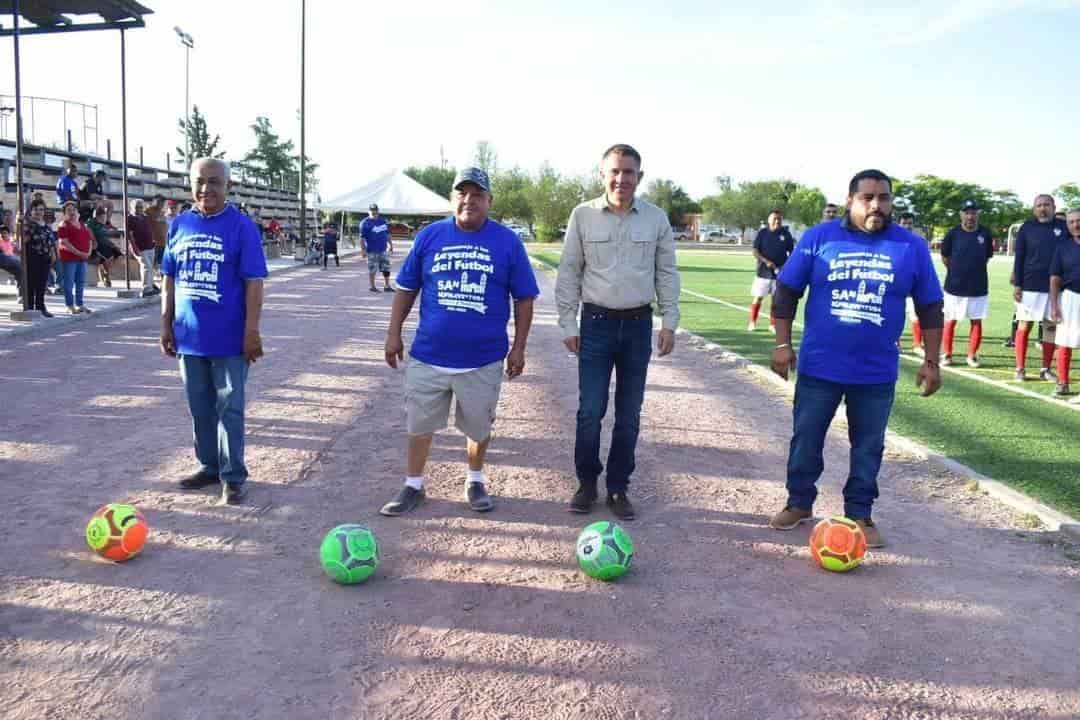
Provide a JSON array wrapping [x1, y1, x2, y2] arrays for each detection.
[[913, 347, 925, 358], [941, 354, 953, 367], [769, 325, 776, 334], [966, 355, 980, 368], [747, 322, 756, 332]]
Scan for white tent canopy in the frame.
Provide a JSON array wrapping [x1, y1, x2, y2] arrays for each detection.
[[320, 169, 452, 216]]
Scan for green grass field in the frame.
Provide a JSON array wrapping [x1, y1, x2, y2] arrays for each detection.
[[531, 247, 1080, 520]]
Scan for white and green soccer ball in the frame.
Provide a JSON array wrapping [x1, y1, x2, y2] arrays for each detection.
[[576, 521, 633, 581]]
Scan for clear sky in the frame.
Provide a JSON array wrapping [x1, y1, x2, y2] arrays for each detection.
[[2, 0, 1078, 205]]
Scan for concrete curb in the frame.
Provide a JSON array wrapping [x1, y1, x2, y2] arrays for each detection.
[[672, 326, 1080, 538], [529, 259, 1080, 539], [0, 247, 366, 345]]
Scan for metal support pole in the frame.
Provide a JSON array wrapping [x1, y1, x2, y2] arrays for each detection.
[[299, 0, 307, 250], [121, 27, 131, 290], [13, 0, 29, 311], [184, 44, 190, 167]]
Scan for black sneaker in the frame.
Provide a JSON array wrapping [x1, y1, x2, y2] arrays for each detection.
[[380, 485, 425, 516], [222, 483, 248, 505], [466, 482, 494, 512], [39, 308, 54, 318], [383, 286, 394, 293], [179, 469, 220, 489], [568, 484, 598, 513], [607, 492, 636, 520]]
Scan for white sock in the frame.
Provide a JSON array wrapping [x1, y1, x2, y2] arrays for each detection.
[[405, 476, 423, 490], [466, 469, 484, 486]]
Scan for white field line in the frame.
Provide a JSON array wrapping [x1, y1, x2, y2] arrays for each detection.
[[680, 287, 1080, 413]]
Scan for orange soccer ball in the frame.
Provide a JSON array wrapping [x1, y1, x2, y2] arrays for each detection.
[[85, 503, 149, 562], [809, 516, 866, 572]]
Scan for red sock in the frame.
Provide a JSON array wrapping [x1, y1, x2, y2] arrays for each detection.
[[969, 321, 983, 356], [1058, 348, 1072, 385], [750, 303, 761, 324], [943, 320, 957, 356], [1042, 342, 1056, 370], [1016, 328, 1030, 369], [912, 320, 923, 348]]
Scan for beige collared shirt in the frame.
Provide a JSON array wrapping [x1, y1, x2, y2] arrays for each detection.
[[555, 195, 680, 338]]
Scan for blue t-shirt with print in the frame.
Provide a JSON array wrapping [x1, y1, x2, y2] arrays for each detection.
[[161, 204, 269, 357], [360, 216, 390, 253], [56, 175, 78, 204], [396, 218, 540, 369], [778, 220, 943, 385]]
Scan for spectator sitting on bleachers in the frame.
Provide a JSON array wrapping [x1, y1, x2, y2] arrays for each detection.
[[56, 200, 94, 314], [56, 164, 79, 207], [88, 204, 123, 287], [78, 169, 109, 222], [127, 199, 158, 297], [0, 224, 23, 294]]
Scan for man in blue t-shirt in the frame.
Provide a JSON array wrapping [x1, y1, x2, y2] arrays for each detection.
[[55, 164, 79, 206], [160, 157, 269, 505], [768, 169, 945, 547], [360, 203, 394, 292], [940, 200, 994, 368], [1011, 194, 1069, 382], [380, 167, 539, 517], [748, 208, 795, 333]]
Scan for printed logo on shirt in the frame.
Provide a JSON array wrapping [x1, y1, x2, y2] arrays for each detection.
[[172, 232, 225, 303], [826, 250, 895, 327], [1055, 228, 1063, 236], [978, 235, 985, 244], [432, 243, 494, 314]]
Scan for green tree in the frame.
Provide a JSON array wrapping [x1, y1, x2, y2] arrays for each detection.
[[529, 163, 585, 241], [294, 153, 320, 195], [472, 140, 498, 174], [176, 105, 224, 167], [404, 164, 456, 198], [1055, 183, 1080, 211], [786, 185, 827, 228], [893, 174, 986, 241], [237, 116, 294, 186], [981, 190, 1028, 240], [643, 178, 702, 228], [491, 167, 534, 227]]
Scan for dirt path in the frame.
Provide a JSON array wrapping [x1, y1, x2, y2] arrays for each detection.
[[1, 257, 1078, 720]]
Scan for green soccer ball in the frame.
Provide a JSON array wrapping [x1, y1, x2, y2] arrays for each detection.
[[576, 521, 633, 581], [319, 524, 379, 584]]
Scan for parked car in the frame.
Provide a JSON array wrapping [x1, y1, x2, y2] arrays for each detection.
[[388, 222, 413, 237], [506, 224, 533, 241], [673, 228, 691, 241]]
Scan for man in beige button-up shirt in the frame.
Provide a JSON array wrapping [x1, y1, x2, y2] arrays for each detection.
[[555, 143, 681, 521]]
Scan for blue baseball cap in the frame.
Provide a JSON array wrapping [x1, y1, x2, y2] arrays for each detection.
[[452, 167, 491, 193], [961, 199, 979, 211]]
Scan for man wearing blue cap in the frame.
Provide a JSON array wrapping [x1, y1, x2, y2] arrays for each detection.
[[380, 167, 540, 516]]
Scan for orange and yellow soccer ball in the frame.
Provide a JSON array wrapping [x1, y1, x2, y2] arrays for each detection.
[[85, 503, 149, 562], [809, 516, 866, 572]]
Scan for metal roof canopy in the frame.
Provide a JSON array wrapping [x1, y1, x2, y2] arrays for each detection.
[[3, 0, 153, 313], [0, 1, 151, 34]]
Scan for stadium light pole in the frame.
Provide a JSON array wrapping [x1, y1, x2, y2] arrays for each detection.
[[174, 27, 194, 167], [299, 0, 307, 251]]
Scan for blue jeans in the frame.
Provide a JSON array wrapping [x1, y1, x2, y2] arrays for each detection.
[[574, 309, 652, 493], [61, 260, 86, 307], [49, 259, 64, 289], [179, 355, 250, 486], [786, 372, 896, 520]]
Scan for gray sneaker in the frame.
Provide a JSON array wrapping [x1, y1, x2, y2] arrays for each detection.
[[466, 482, 494, 512], [380, 485, 425, 516], [769, 506, 812, 530]]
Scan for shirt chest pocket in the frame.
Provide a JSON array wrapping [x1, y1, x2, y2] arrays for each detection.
[[584, 233, 617, 272], [629, 230, 656, 271]]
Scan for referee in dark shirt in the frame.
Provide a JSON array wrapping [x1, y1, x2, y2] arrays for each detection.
[[940, 200, 994, 367], [1012, 194, 1069, 381], [748, 209, 795, 333]]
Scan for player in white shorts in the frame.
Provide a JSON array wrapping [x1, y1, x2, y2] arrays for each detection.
[[748, 209, 794, 333], [898, 214, 926, 355], [1048, 209, 1080, 397], [1012, 195, 1069, 381], [940, 200, 993, 367]]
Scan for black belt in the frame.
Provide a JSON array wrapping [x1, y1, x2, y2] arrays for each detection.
[[583, 302, 652, 320]]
